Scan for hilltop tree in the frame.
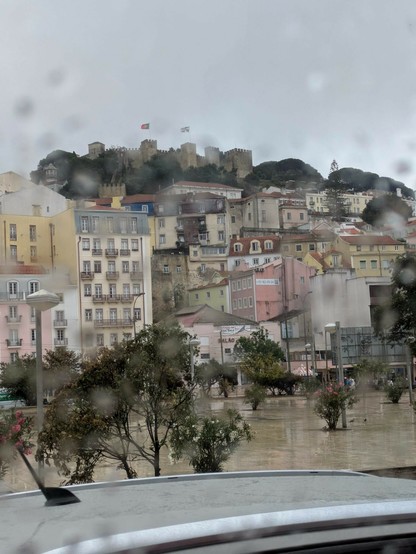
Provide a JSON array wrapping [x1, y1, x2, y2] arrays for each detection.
[[361, 194, 412, 228], [38, 323, 196, 482]]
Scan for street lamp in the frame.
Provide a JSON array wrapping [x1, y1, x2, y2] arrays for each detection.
[[325, 321, 347, 429], [26, 289, 60, 477], [305, 343, 311, 377], [189, 338, 200, 381], [132, 292, 145, 338]]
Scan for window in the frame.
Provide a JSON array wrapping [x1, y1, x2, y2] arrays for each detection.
[[357, 245, 362, 252], [94, 260, 102, 273], [237, 280, 241, 290], [130, 218, 138, 233], [238, 298, 242, 308], [232, 281, 236, 291], [206, 292, 211, 298], [96, 334, 104, 346], [107, 217, 114, 233], [109, 283, 117, 298], [29, 225, 36, 241], [248, 296, 253, 307], [81, 216, 89, 233], [247, 277, 252, 288], [224, 348, 232, 354], [163, 264, 169, 274], [359, 260, 367, 269], [200, 263, 206, 273], [265, 241, 273, 250], [9, 306, 18, 320], [159, 234, 166, 245], [109, 308, 117, 321], [108, 260, 116, 273], [242, 278, 247, 289], [110, 333, 118, 345], [218, 230, 225, 241], [8, 281, 18, 297], [232, 299, 237, 309], [120, 218, 127, 234], [134, 307, 141, 321], [122, 261, 129, 273], [10, 352, 18, 363], [92, 217, 99, 232], [131, 239, 139, 251], [195, 293, 199, 300], [121, 239, 129, 251], [300, 213, 305, 221], [29, 281, 39, 294], [200, 353, 210, 360], [234, 243, 242, 252], [265, 257, 271, 263], [9, 224, 17, 240], [83, 261, 91, 273], [371, 260, 377, 269], [31, 329, 36, 343], [132, 284, 141, 295], [85, 309, 93, 321], [95, 308, 103, 321], [30, 246, 37, 261], [248, 212, 252, 221], [140, 205, 148, 213], [217, 215, 225, 224], [261, 210, 266, 222], [82, 238, 90, 250], [32, 205, 41, 216], [193, 250, 198, 257], [231, 215, 236, 223], [123, 284, 130, 297], [10, 245, 17, 259], [159, 218, 165, 228], [176, 265, 182, 273], [295, 244, 302, 252], [382, 260, 390, 269], [220, 289, 224, 296], [309, 244, 315, 251], [287, 212, 292, 221], [107, 238, 115, 250], [56, 329, 65, 341], [123, 308, 131, 322], [94, 284, 102, 297], [235, 260, 240, 267], [253, 258, 259, 265], [93, 238, 101, 251], [84, 284, 92, 296], [251, 241, 259, 251]]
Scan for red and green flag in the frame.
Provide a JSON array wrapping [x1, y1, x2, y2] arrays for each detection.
[[140, 123, 150, 130]]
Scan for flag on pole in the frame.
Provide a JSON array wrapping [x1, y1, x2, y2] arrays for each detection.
[[140, 123, 150, 130], [180, 126, 190, 133]]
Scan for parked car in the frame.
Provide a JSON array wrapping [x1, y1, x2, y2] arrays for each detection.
[[0, 389, 26, 410]]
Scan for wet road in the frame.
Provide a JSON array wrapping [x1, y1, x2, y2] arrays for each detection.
[[3, 391, 416, 492]]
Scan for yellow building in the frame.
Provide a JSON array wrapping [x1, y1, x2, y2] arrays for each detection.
[[188, 279, 230, 312]]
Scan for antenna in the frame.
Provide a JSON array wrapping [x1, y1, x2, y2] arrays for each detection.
[[17, 447, 81, 507]]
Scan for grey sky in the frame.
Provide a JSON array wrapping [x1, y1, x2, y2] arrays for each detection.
[[2, 0, 416, 187]]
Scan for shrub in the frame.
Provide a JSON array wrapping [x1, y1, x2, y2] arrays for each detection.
[[170, 409, 253, 473], [0, 410, 33, 478], [385, 378, 406, 404], [314, 383, 358, 431], [244, 384, 267, 410], [300, 376, 321, 398]]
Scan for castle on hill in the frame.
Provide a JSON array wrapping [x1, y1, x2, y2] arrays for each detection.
[[87, 139, 253, 180]]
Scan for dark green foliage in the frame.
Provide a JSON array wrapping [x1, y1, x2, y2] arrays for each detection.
[[385, 378, 406, 404], [0, 355, 37, 405], [246, 159, 323, 187], [234, 328, 285, 361], [328, 167, 414, 199], [361, 194, 412, 227], [244, 384, 267, 410], [196, 359, 238, 397]]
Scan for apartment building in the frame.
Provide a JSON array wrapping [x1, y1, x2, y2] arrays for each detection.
[[306, 191, 373, 215], [188, 279, 230, 312], [227, 236, 281, 270], [161, 181, 243, 200], [75, 208, 152, 353]]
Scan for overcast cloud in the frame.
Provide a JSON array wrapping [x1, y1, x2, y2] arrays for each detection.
[[2, 0, 416, 187]]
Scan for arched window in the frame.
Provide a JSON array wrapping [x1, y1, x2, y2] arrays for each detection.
[[28, 280, 40, 295], [251, 240, 260, 252], [8, 281, 19, 298]]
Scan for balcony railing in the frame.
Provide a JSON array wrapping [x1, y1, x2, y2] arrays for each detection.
[[6, 339, 22, 347], [130, 271, 143, 280], [53, 319, 68, 327], [119, 249, 131, 256], [106, 271, 119, 280], [81, 272, 94, 280], [5, 315, 22, 323], [121, 294, 134, 302], [92, 295, 105, 303], [107, 294, 121, 302], [0, 292, 26, 302], [54, 338, 68, 346], [92, 249, 103, 256], [92, 294, 135, 303], [105, 249, 118, 257], [94, 318, 133, 328]]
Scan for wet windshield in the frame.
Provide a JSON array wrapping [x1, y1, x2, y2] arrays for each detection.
[[3, 0, 416, 548]]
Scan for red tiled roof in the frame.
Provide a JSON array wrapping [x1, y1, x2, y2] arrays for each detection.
[[0, 264, 48, 275], [340, 235, 402, 245], [167, 181, 242, 191], [188, 278, 229, 292]]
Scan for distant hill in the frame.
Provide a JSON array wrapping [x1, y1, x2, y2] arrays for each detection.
[[245, 158, 323, 188], [328, 167, 414, 199]]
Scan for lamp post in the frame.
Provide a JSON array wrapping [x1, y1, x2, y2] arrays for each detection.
[[26, 289, 60, 477], [325, 321, 347, 429], [305, 343, 311, 377], [189, 338, 200, 381], [133, 292, 145, 338]]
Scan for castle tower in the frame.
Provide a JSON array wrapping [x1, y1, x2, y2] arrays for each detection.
[[139, 139, 158, 163], [204, 146, 220, 167], [88, 142, 105, 159], [180, 142, 197, 169], [223, 148, 253, 178]]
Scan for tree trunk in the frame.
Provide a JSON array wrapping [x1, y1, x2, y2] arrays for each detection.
[[154, 448, 161, 477]]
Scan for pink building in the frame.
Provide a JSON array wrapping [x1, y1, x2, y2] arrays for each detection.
[[229, 257, 316, 322]]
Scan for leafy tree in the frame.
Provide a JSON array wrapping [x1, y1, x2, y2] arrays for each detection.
[[195, 359, 238, 397], [353, 359, 390, 387], [234, 328, 285, 361], [246, 159, 323, 187], [374, 253, 416, 356], [322, 178, 349, 220], [244, 384, 267, 410], [170, 409, 252, 473], [38, 323, 196, 482], [0, 355, 37, 406], [43, 348, 81, 394], [385, 378, 406, 404], [361, 194, 412, 228], [314, 383, 358, 430], [0, 410, 33, 478]]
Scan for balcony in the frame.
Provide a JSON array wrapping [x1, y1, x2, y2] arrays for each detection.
[[0, 292, 25, 302], [106, 271, 119, 280], [92, 295, 105, 303], [92, 249, 103, 256], [107, 294, 121, 303], [54, 338, 68, 346], [105, 249, 118, 257], [53, 319, 68, 327], [6, 339, 22, 347], [120, 294, 134, 303], [94, 318, 133, 328], [80, 271, 94, 280], [130, 271, 143, 281], [119, 249, 131, 256], [5, 315, 22, 323]]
